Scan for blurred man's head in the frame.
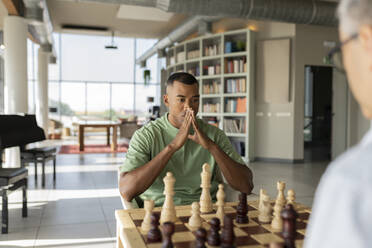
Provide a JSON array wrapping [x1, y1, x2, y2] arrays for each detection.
[[338, 0, 372, 118], [163, 72, 199, 128]]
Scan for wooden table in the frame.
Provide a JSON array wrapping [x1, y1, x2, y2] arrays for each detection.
[[77, 121, 120, 151], [115, 200, 311, 248]]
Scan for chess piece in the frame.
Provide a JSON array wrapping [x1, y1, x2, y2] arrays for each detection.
[[287, 189, 296, 206], [162, 222, 175, 248], [281, 204, 298, 248], [216, 184, 225, 225], [200, 163, 213, 213], [271, 199, 283, 231], [160, 172, 177, 224], [207, 217, 221, 246], [147, 213, 162, 243], [236, 192, 249, 223], [276, 181, 286, 206], [188, 202, 202, 228], [141, 199, 154, 232], [259, 188, 267, 211], [221, 215, 235, 248], [195, 227, 207, 248], [258, 192, 272, 223]]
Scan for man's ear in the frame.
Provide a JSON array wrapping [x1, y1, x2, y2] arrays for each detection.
[[359, 25, 372, 70], [163, 94, 169, 107]]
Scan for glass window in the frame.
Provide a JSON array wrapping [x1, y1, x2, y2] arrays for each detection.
[[48, 81, 60, 120], [135, 83, 159, 122], [111, 83, 135, 120], [49, 33, 60, 81], [61, 34, 135, 82], [60, 82, 85, 126], [135, 39, 158, 84], [28, 80, 36, 113], [86, 83, 110, 120]]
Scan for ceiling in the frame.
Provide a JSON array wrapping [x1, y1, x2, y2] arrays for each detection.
[[46, 0, 188, 38]]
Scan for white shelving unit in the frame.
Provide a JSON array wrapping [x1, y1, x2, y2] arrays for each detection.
[[164, 29, 255, 162]]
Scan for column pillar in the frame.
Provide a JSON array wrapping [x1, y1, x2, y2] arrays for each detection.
[[36, 48, 49, 137], [4, 16, 28, 168]]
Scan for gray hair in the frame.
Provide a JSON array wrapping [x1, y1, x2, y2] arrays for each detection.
[[337, 0, 372, 35]]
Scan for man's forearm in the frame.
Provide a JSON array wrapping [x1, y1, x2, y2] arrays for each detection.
[[119, 144, 177, 201], [208, 142, 253, 194]]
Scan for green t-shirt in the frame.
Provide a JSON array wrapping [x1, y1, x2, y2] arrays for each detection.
[[120, 113, 245, 206]]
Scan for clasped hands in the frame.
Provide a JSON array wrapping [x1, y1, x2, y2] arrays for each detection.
[[170, 108, 214, 151]]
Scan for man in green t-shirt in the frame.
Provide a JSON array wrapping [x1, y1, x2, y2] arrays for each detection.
[[119, 72, 253, 206]]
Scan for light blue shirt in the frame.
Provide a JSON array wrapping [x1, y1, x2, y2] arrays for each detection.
[[304, 127, 372, 248]]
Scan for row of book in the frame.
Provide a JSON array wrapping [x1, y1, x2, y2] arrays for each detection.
[[230, 139, 246, 156], [203, 64, 221, 76], [203, 80, 220, 94], [188, 67, 200, 77], [225, 97, 246, 113], [225, 59, 246, 74], [187, 50, 200, 59], [225, 78, 246, 93], [202, 103, 220, 113], [223, 118, 246, 133], [225, 40, 246, 53], [177, 51, 186, 63], [204, 44, 220, 56]]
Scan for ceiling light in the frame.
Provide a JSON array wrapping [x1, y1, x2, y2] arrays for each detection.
[[0, 44, 5, 50], [105, 31, 118, 50]]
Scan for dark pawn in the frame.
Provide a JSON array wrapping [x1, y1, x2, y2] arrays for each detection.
[[195, 227, 207, 248], [207, 217, 221, 246], [221, 215, 235, 248], [281, 204, 298, 248], [162, 222, 175, 248], [236, 192, 249, 224], [147, 213, 162, 243]]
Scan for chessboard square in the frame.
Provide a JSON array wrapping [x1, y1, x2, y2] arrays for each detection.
[[184, 222, 210, 232], [261, 224, 282, 233], [226, 212, 237, 219], [224, 206, 236, 213], [174, 224, 189, 232], [251, 233, 283, 245], [235, 235, 261, 246], [298, 229, 306, 236], [137, 226, 146, 236], [276, 230, 305, 240], [173, 231, 195, 243], [234, 227, 249, 237], [240, 225, 270, 235], [233, 219, 259, 227], [147, 243, 163, 248], [225, 201, 237, 207], [133, 219, 143, 227], [296, 239, 304, 248], [298, 212, 310, 220], [130, 212, 145, 220], [173, 241, 196, 248], [248, 210, 260, 218], [176, 209, 191, 217]]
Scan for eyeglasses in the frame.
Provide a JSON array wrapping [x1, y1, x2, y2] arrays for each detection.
[[324, 33, 359, 73]]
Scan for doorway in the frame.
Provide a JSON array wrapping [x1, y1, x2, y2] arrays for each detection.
[[304, 66, 333, 162]]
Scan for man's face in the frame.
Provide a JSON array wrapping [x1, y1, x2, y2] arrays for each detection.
[[340, 26, 372, 119], [163, 80, 200, 127]]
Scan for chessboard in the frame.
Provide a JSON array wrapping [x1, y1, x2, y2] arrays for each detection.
[[115, 200, 311, 248]]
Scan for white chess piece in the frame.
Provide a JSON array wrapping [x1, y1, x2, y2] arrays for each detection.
[[287, 189, 296, 205], [258, 193, 272, 223], [141, 199, 154, 232], [276, 181, 286, 206], [259, 188, 267, 211], [271, 199, 283, 231], [216, 184, 225, 225], [200, 163, 213, 213], [160, 172, 177, 224], [188, 202, 202, 228]]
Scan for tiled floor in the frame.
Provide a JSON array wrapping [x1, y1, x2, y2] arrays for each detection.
[[0, 138, 329, 248]]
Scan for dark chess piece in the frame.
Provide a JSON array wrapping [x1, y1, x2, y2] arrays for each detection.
[[195, 227, 207, 248], [207, 217, 221, 246], [236, 192, 249, 224], [147, 213, 162, 243], [281, 204, 298, 248], [162, 222, 175, 248], [221, 215, 235, 248]]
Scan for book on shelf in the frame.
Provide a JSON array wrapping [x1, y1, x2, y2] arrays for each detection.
[[225, 78, 246, 93], [188, 67, 200, 77], [225, 40, 246, 54], [203, 64, 221, 76], [177, 51, 185, 63], [225, 97, 246, 113], [204, 44, 220, 56], [187, 50, 200, 59], [225, 58, 246, 74], [202, 103, 220, 113], [229, 139, 246, 156], [203, 80, 220, 94], [170, 57, 176, 65], [223, 118, 246, 133]]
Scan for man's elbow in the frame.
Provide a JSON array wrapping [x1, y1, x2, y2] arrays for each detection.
[[119, 173, 137, 202]]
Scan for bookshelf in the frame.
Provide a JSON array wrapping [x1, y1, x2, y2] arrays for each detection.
[[164, 29, 255, 162]]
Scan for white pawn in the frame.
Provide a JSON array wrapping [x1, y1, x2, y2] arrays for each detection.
[[276, 181, 286, 207], [259, 188, 267, 211], [287, 189, 296, 205], [258, 193, 272, 223], [141, 199, 154, 232], [160, 172, 177, 224], [271, 199, 283, 231], [216, 184, 225, 225], [200, 163, 213, 213], [188, 202, 202, 228]]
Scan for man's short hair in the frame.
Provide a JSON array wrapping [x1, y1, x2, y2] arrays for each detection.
[[166, 72, 198, 87], [338, 0, 372, 35]]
